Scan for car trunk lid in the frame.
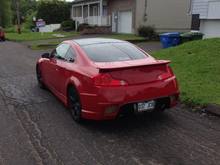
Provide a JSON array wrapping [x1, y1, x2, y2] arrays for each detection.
[[94, 59, 171, 85]]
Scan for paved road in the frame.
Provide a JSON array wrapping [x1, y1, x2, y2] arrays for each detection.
[[0, 41, 220, 165]]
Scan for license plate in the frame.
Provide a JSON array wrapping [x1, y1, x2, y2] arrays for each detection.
[[137, 100, 156, 112]]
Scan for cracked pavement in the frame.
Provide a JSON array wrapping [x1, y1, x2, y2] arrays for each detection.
[[0, 41, 220, 165]]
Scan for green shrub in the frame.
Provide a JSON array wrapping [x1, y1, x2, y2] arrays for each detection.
[[61, 20, 75, 31], [24, 11, 37, 29], [138, 26, 156, 39], [4, 27, 15, 33], [4, 25, 30, 33]]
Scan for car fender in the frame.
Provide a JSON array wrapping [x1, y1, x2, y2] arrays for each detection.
[[64, 76, 83, 107], [65, 76, 82, 96], [36, 58, 49, 81], [37, 58, 46, 64]]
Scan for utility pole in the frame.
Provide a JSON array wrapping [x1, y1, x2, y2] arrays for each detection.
[[16, 0, 21, 34]]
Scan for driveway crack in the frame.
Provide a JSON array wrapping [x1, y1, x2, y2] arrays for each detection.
[[14, 104, 65, 165]]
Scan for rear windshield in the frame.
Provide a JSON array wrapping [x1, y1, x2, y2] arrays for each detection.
[[82, 42, 147, 62]]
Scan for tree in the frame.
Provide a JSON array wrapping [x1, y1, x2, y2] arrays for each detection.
[[11, 0, 37, 24], [37, 0, 71, 24], [0, 0, 12, 27]]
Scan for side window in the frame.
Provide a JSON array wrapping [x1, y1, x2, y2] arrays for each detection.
[[65, 47, 76, 62], [53, 43, 70, 60]]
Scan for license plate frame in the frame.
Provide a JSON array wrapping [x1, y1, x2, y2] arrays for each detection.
[[137, 100, 156, 112]]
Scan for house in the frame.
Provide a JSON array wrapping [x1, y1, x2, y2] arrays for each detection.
[[71, 0, 192, 34], [191, 0, 220, 38], [71, 0, 111, 30]]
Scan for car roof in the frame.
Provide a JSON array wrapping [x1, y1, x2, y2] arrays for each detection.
[[72, 38, 126, 46]]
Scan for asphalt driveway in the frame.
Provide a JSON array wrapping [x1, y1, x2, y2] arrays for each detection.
[[0, 41, 220, 165]]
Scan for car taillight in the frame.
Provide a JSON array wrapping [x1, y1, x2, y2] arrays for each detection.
[[159, 65, 174, 80], [93, 74, 128, 87]]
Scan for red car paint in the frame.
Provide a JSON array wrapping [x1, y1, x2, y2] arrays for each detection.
[[0, 29, 5, 41], [37, 38, 179, 120]]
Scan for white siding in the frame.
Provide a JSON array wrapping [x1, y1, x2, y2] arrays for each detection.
[[200, 20, 220, 38], [192, 0, 220, 38], [192, 0, 209, 19], [192, 0, 220, 19], [207, 1, 220, 19]]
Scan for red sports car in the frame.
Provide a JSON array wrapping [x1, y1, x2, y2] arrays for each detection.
[[36, 38, 179, 122], [0, 27, 5, 42]]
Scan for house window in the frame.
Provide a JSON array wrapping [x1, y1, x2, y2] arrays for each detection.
[[73, 6, 82, 17], [103, 6, 107, 16], [83, 5, 88, 18], [90, 4, 99, 16], [93, 6, 98, 16]]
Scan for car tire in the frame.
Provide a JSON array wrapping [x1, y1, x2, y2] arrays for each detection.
[[36, 65, 46, 89], [68, 86, 82, 123]]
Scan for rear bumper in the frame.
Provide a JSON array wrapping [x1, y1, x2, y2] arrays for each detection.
[[80, 77, 179, 120]]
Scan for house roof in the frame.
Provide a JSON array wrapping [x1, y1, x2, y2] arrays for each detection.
[[72, 0, 100, 5]]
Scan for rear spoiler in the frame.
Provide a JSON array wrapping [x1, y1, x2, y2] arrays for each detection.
[[95, 60, 171, 71]]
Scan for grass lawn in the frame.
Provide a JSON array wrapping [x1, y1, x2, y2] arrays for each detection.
[[153, 38, 220, 105], [5, 31, 79, 42]]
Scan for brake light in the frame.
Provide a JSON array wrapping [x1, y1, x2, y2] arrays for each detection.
[[158, 65, 174, 80], [93, 74, 128, 87]]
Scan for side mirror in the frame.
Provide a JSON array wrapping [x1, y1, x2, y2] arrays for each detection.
[[69, 58, 75, 63], [41, 53, 50, 59]]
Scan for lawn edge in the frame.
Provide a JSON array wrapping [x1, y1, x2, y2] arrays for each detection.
[[29, 39, 150, 50], [206, 104, 220, 116], [180, 101, 220, 117]]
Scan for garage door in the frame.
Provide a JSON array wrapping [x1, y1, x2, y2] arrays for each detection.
[[200, 20, 220, 38], [118, 11, 132, 33]]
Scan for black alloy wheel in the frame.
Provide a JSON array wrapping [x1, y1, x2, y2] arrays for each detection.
[[36, 66, 46, 89], [68, 87, 82, 122]]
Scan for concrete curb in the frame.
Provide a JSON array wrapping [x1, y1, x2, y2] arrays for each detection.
[[206, 104, 220, 116], [27, 39, 152, 50], [127, 39, 148, 43]]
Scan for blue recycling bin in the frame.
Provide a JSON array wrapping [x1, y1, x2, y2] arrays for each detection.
[[160, 32, 181, 48]]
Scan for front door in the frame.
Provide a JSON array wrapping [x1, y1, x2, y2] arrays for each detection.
[[118, 11, 132, 33], [49, 43, 70, 93], [58, 46, 77, 95], [112, 12, 117, 32]]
